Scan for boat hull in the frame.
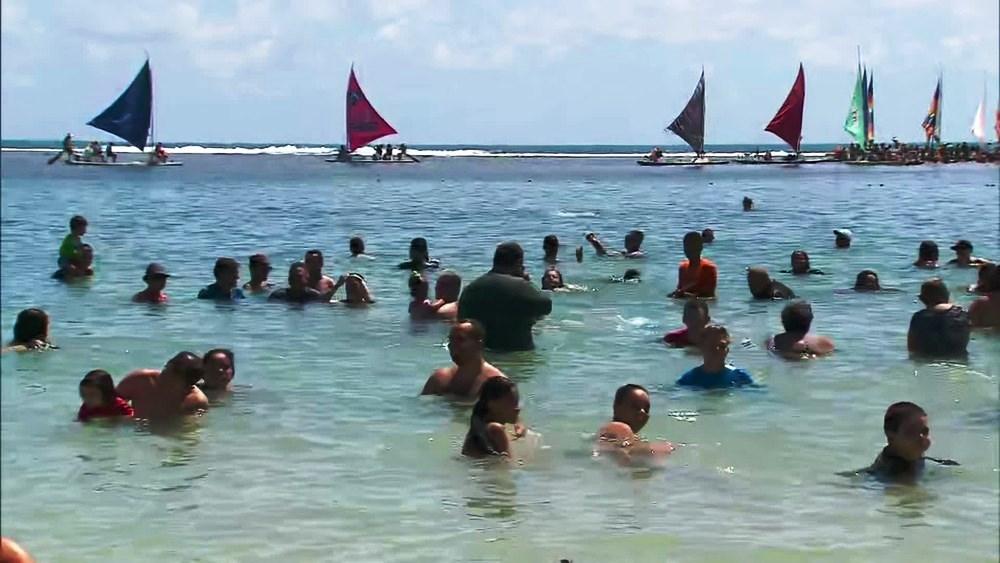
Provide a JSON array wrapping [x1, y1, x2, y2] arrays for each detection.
[[843, 160, 923, 167], [65, 160, 183, 167], [636, 159, 729, 167], [325, 158, 419, 165]]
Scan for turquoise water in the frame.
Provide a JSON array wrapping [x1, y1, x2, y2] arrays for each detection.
[[1, 152, 998, 562]]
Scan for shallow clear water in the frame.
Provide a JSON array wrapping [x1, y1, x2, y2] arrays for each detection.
[[1, 153, 998, 562]]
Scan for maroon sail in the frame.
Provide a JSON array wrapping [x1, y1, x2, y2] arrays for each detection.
[[666, 70, 706, 155], [765, 64, 805, 152], [345, 66, 397, 152]]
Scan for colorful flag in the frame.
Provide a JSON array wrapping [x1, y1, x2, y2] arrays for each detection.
[[921, 76, 942, 144], [843, 64, 867, 145], [865, 71, 875, 145]]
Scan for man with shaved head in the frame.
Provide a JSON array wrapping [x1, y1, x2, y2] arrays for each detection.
[[116, 352, 209, 418], [421, 320, 507, 399]]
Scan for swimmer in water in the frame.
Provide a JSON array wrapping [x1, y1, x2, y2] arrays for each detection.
[[541, 267, 565, 290], [543, 234, 560, 263], [304, 249, 337, 294], [199, 348, 235, 398], [597, 384, 674, 461], [268, 262, 328, 303], [77, 369, 134, 422], [947, 239, 990, 268], [341, 272, 375, 305], [421, 320, 507, 399], [349, 236, 373, 260], [244, 254, 275, 293], [969, 264, 1000, 328], [664, 299, 710, 348], [585, 230, 645, 258], [784, 250, 825, 275], [742, 196, 754, 211], [115, 352, 209, 419], [768, 301, 835, 359], [913, 240, 939, 269], [461, 377, 521, 458], [701, 228, 715, 243], [398, 237, 440, 270], [969, 262, 994, 294], [853, 269, 881, 291], [834, 229, 852, 249], [669, 231, 717, 298], [857, 402, 957, 484], [608, 268, 641, 283], [432, 271, 462, 320], [907, 278, 970, 357], [747, 266, 796, 300], [3, 308, 55, 353], [132, 263, 171, 304], [197, 257, 245, 301], [677, 324, 754, 388], [52, 243, 95, 280], [408, 271, 437, 319]]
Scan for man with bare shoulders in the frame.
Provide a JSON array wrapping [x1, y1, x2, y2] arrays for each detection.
[[304, 249, 337, 294], [433, 271, 462, 320], [421, 320, 506, 399], [115, 352, 209, 418], [597, 384, 674, 462]]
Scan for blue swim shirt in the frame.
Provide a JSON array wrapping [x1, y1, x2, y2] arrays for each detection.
[[676, 365, 754, 389]]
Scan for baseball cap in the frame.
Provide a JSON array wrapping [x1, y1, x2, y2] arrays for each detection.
[[144, 263, 171, 278], [950, 239, 973, 251], [833, 229, 853, 239]]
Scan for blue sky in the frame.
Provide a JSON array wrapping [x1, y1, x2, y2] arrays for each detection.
[[2, 0, 997, 145]]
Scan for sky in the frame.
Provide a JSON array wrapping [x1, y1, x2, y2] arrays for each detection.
[[1, 0, 997, 145]]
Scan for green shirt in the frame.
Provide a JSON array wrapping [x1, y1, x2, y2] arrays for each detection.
[[458, 271, 552, 351], [59, 234, 81, 261]]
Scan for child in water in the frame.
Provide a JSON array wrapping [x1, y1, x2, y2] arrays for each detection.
[[462, 377, 521, 458], [58, 215, 88, 273], [676, 324, 754, 388], [77, 370, 133, 422], [860, 402, 957, 483]]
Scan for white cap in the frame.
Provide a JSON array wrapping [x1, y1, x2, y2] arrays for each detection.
[[833, 229, 853, 239]]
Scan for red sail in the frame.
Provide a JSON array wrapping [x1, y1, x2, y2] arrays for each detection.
[[765, 64, 806, 152], [345, 67, 397, 152]]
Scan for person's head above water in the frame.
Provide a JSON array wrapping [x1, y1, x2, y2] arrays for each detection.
[[623, 268, 641, 282], [854, 270, 881, 291], [682, 299, 711, 330], [213, 257, 240, 289], [624, 230, 644, 253], [683, 231, 704, 261], [834, 229, 853, 248], [746, 266, 773, 298], [492, 241, 524, 276], [435, 271, 462, 302], [304, 249, 324, 274], [344, 273, 374, 304], [471, 376, 519, 424], [543, 234, 559, 260], [612, 383, 651, 434], [950, 239, 974, 261], [408, 271, 429, 300], [977, 263, 1000, 292], [883, 401, 930, 462], [142, 262, 170, 291], [349, 237, 366, 256], [701, 228, 715, 243], [780, 301, 814, 335], [742, 196, 754, 211], [77, 244, 94, 267], [79, 369, 117, 408], [162, 351, 204, 387], [541, 267, 564, 290], [12, 308, 49, 345], [790, 250, 811, 274], [287, 261, 309, 291], [698, 324, 731, 367], [448, 319, 485, 365], [69, 214, 88, 236], [918, 277, 950, 307], [248, 253, 271, 281], [202, 348, 235, 390], [917, 240, 939, 263], [408, 237, 429, 262]]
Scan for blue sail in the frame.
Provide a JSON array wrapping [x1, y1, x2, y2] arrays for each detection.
[[87, 60, 152, 150]]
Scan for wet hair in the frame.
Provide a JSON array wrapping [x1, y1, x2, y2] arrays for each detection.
[[854, 269, 881, 289], [918, 240, 939, 261], [683, 231, 702, 245], [80, 243, 94, 254], [978, 263, 999, 292], [409, 237, 428, 251], [249, 253, 270, 268], [883, 402, 927, 434], [780, 301, 814, 333], [471, 377, 517, 420], [349, 237, 365, 254], [203, 348, 235, 379], [543, 234, 559, 249], [493, 241, 524, 270], [623, 268, 641, 281], [213, 257, 239, 277], [69, 215, 88, 230], [701, 228, 714, 240], [80, 369, 117, 404], [286, 261, 307, 283], [305, 249, 323, 261], [436, 271, 462, 298], [613, 383, 648, 407], [166, 351, 204, 387], [626, 230, 644, 241], [919, 277, 950, 305], [683, 298, 710, 320], [12, 308, 48, 344], [455, 318, 486, 342]]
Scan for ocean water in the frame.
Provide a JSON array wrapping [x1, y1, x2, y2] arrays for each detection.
[[1, 152, 998, 562]]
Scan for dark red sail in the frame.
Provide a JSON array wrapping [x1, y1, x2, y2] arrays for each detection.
[[345, 66, 397, 152], [765, 64, 805, 152]]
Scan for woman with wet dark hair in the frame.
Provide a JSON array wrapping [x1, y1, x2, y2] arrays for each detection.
[[3, 308, 54, 353], [462, 377, 521, 458]]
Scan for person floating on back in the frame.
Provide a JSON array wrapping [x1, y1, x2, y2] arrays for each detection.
[[421, 320, 507, 399], [77, 369, 133, 422], [907, 278, 970, 358], [461, 377, 521, 458], [596, 384, 674, 462], [585, 230, 645, 259], [768, 301, 835, 359], [676, 324, 754, 388], [747, 266, 796, 300], [664, 299, 710, 348], [669, 231, 717, 299], [947, 239, 990, 268], [857, 402, 957, 484], [132, 263, 170, 303], [198, 257, 245, 301], [458, 241, 552, 351]]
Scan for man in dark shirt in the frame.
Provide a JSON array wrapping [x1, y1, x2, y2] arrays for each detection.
[[197, 257, 245, 301], [458, 241, 552, 351], [269, 262, 328, 303]]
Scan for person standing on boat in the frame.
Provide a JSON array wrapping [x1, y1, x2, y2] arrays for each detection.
[[104, 142, 117, 163], [149, 142, 169, 164], [384, 144, 393, 160], [60, 133, 75, 161], [372, 144, 383, 161], [397, 143, 409, 161]]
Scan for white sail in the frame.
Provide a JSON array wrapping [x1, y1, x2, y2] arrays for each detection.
[[971, 92, 987, 142]]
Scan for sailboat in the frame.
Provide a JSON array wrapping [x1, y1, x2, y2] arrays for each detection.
[[736, 64, 808, 165], [637, 69, 726, 167], [67, 59, 180, 167], [326, 66, 416, 164], [971, 85, 987, 146]]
